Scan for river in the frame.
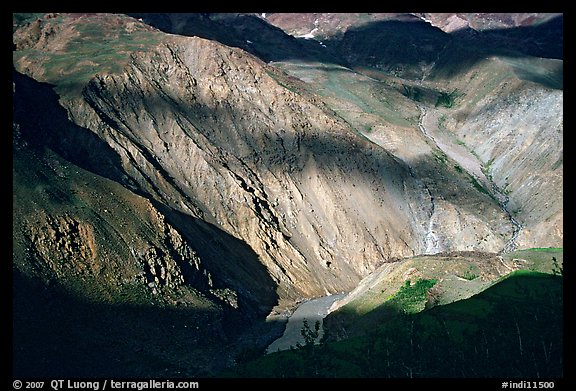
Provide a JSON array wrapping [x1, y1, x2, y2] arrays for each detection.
[[266, 293, 345, 354]]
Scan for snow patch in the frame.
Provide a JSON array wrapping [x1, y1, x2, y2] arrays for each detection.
[[421, 16, 433, 24], [296, 27, 318, 39]]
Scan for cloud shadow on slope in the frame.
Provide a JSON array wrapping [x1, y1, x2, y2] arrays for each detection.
[[331, 14, 562, 69], [73, 60, 515, 254], [13, 69, 128, 185], [130, 13, 562, 89], [225, 271, 563, 378], [128, 12, 341, 65], [12, 269, 220, 377]]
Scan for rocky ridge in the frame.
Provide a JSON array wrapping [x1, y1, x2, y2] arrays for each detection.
[[12, 12, 553, 309], [12, 13, 562, 376]]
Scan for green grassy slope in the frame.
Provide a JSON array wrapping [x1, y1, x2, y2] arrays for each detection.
[[224, 270, 562, 377], [13, 13, 161, 97], [326, 249, 562, 339]]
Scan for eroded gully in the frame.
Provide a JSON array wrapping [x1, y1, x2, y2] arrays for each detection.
[[416, 104, 522, 254], [264, 102, 523, 356]]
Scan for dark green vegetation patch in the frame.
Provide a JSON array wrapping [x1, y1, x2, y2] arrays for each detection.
[[225, 271, 562, 378]]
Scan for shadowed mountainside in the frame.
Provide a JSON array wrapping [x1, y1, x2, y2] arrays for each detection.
[[12, 13, 562, 378], [13, 10, 561, 312], [225, 270, 563, 378], [13, 69, 279, 316], [127, 12, 339, 64], [140, 13, 562, 85], [13, 68, 286, 376]]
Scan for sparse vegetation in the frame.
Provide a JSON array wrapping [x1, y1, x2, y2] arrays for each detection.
[[525, 247, 563, 252], [13, 14, 161, 97], [225, 271, 562, 377], [437, 114, 447, 130], [402, 84, 422, 102], [550, 156, 563, 170], [435, 89, 459, 108], [432, 149, 448, 165], [470, 176, 492, 198], [504, 248, 562, 274], [389, 278, 438, 314], [482, 158, 495, 181], [460, 270, 479, 281], [267, 69, 300, 94], [295, 319, 321, 349]]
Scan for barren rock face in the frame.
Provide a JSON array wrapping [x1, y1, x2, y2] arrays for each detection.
[[13, 13, 561, 311], [76, 36, 427, 302], [12, 12, 562, 377]]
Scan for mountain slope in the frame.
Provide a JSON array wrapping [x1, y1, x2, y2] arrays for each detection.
[[12, 13, 563, 377], [13, 69, 291, 376], [13, 115, 231, 377], [114, 12, 563, 254], [323, 248, 563, 339], [263, 13, 563, 251], [226, 270, 563, 377], [426, 56, 563, 247], [14, 13, 517, 308]]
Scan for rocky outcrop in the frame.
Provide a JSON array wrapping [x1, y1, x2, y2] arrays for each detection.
[[73, 36, 427, 303], [13, 141, 218, 307], [12, 13, 560, 312], [428, 56, 563, 249]]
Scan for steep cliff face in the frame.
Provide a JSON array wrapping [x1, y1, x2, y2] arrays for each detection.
[[73, 35, 428, 301], [12, 13, 531, 310], [13, 12, 562, 377], [425, 54, 563, 249]]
